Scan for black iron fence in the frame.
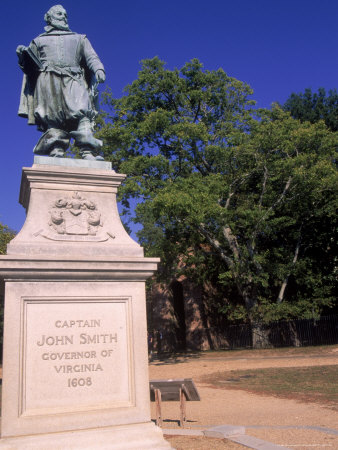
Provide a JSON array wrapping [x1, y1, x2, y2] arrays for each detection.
[[217, 315, 338, 349], [150, 315, 338, 352]]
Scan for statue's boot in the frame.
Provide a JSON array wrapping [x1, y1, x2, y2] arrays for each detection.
[[33, 129, 70, 157], [69, 118, 104, 161]]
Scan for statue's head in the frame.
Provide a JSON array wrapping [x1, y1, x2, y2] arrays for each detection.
[[44, 5, 69, 31]]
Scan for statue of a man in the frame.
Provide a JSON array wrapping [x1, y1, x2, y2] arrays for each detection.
[[17, 5, 106, 160]]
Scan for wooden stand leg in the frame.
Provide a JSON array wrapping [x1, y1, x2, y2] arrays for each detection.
[[154, 388, 162, 427], [179, 386, 186, 428]]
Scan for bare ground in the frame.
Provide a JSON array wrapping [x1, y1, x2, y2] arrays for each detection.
[[149, 346, 338, 449]]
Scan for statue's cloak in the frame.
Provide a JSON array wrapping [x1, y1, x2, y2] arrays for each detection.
[[17, 30, 104, 131], [18, 74, 37, 125]]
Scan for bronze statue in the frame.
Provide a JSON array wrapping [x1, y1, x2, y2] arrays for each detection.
[[17, 5, 106, 160]]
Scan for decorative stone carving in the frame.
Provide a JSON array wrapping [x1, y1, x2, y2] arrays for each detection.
[[39, 192, 114, 242]]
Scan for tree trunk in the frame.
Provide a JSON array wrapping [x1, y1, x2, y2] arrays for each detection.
[[251, 322, 271, 349], [288, 320, 301, 347]]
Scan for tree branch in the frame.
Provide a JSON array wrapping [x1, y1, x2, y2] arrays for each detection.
[[198, 224, 234, 269], [224, 174, 250, 210], [259, 165, 268, 209], [194, 100, 201, 123], [222, 226, 241, 261], [252, 175, 293, 242], [277, 228, 302, 303], [271, 176, 293, 211]]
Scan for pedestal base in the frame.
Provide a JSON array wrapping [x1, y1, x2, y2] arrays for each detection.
[[0, 160, 170, 448], [0, 422, 171, 449]]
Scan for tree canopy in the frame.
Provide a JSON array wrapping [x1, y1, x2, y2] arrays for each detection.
[[283, 87, 338, 132], [98, 57, 337, 323], [0, 222, 15, 255]]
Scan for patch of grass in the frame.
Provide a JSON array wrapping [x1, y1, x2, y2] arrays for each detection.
[[201, 344, 338, 359], [201, 365, 338, 410], [150, 344, 338, 364]]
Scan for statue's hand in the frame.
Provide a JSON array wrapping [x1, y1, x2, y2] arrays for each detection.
[[95, 70, 106, 83], [16, 45, 26, 56]]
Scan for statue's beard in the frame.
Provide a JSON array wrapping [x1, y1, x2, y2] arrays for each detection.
[[49, 18, 70, 31]]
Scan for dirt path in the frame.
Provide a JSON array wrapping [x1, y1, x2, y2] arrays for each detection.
[[149, 346, 338, 449]]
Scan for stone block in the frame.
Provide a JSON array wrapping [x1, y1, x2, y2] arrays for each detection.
[[0, 160, 171, 448], [204, 424, 246, 438]]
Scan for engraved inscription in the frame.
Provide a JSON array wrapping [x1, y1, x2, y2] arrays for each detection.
[[37, 335, 73, 346], [36, 325, 118, 385], [55, 319, 101, 328], [23, 300, 132, 415]]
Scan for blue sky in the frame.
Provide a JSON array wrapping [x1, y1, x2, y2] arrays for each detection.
[[1, 0, 337, 236]]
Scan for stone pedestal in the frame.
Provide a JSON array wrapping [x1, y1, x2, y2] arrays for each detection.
[[0, 157, 171, 449]]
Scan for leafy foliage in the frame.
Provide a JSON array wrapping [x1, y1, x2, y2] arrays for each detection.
[[98, 58, 337, 323], [283, 87, 338, 132], [0, 222, 15, 255]]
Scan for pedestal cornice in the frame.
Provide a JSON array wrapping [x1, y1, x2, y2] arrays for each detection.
[[20, 164, 126, 210], [0, 255, 160, 282]]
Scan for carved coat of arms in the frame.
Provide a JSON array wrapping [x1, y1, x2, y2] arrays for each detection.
[[49, 192, 101, 235], [38, 192, 114, 242]]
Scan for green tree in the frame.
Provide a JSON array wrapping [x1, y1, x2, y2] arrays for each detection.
[[283, 87, 338, 132], [0, 222, 15, 355], [98, 58, 337, 335], [0, 222, 15, 255]]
